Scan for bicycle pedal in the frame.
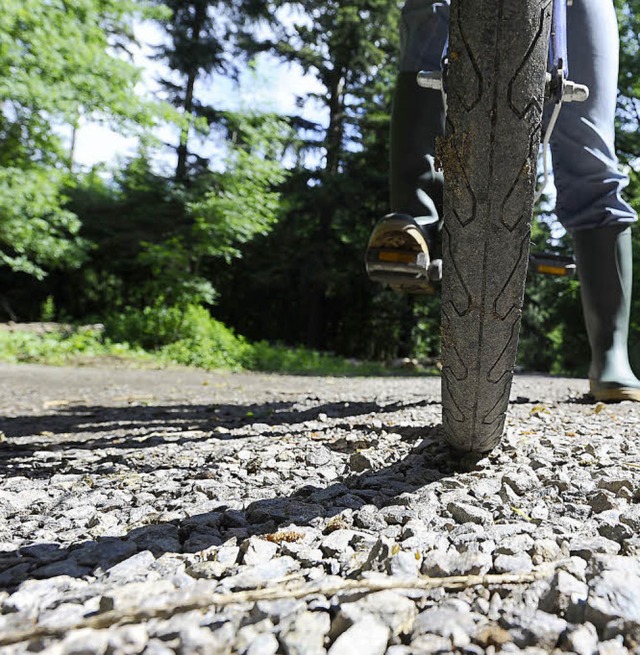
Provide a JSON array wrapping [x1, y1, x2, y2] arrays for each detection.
[[366, 249, 442, 294], [368, 270, 437, 294], [367, 248, 429, 273], [529, 253, 576, 277]]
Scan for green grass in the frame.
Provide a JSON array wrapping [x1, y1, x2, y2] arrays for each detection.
[[0, 307, 431, 376], [0, 327, 153, 367]]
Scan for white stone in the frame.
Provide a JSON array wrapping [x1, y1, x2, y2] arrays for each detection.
[[328, 616, 390, 655]]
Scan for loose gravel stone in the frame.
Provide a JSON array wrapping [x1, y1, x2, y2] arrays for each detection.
[[584, 556, 640, 630], [597, 638, 629, 655], [320, 530, 357, 558], [539, 570, 589, 621], [597, 478, 633, 495], [57, 628, 110, 655], [409, 634, 452, 651], [563, 622, 599, 655], [281, 611, 330, 655], [569, 536, 621, 560], [332, 591, 417, 638], [447, 500, 492, 526], [72, 539, 137, 568], [144, 639, 177, 655], [494, 534, 535, 556], [597, 511, 633, 544], [493, 553, 534, 574], [507, 611, 568, 650], [107, 625, 148, 654], [502, 468, 539, 495], [220, 556, 299, 590], [328, 615, 390, 655], [589, 491, 618, 513], [98, 581, 176, 613], [619, 505, 640, 532], [421, 548, 492, 577], [349, 450, 384, 473], [412, 608, 476, 649], [247, 633, 280, 655], [239, 537, 278, 565], [107, 551, 156, 581]]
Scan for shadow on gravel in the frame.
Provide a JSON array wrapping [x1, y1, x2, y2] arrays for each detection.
[[0, 399, 438, 477], [0, 398, 438, 439], [0, 403, 463, 590]]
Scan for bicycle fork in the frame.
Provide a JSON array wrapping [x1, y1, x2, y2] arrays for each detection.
[[418, 0, 588, 279], [419, 0, 588, 104]]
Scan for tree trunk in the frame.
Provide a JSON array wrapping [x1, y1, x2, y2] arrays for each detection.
[[176, 71, 197, 182], [68, 112, 79, 173], [175, 2, 207, 183], [306, 70, 345, 349]]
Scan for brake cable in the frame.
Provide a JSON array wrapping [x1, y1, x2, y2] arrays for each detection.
[[534, 99, 563, 205]]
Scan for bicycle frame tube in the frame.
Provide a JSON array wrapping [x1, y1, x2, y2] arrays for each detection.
[[549, 0, 569, 78], [436, 0, 569, 99]]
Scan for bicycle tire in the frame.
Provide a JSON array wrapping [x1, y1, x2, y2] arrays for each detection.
[[440, 0, 552, 453]]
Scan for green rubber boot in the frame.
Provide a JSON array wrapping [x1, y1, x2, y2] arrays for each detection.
[[390, 73, 445, 234], [366, 73, 445, 293], [572, 225, 640, 401]]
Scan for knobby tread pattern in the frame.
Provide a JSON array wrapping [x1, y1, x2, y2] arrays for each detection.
[[441, 0, 552, 453]]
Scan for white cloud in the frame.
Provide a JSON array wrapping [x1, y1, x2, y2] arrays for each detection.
[[72, 123, 138, 168]]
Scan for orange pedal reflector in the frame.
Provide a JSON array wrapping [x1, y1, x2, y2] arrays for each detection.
[[537, 265, 569, 276], [378, 250, 416, 264]]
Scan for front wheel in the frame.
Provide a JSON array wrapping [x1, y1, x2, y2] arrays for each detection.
[[440, 0, 552, 453]]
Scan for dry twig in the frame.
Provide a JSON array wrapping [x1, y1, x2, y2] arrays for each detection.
[[0, 570, 548, 647]]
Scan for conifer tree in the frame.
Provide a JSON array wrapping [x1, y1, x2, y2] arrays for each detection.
[[152, 0, 270, 181], [240, 0, 401, 348]]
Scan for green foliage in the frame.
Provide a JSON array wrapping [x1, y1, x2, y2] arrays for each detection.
[[0, 304, 396, 375], [615, 0, 640, 373], [34, 112, 289, 320], [0, 0, 156, 278], [56, 156, 190, 315], [616, 0, 640, 160], [188, 114, 289, 262], [106, 303, 249, 368], [0, 167, 88, 278], [212, 0, 403, 355], [519, 216, 589, 375], [0, 0, 154, 127], [137, 114, 288, 307], [630, 228, 640, 373], [158, 306, 249, 369], [40, 296, 56, 322], [105, 304, 196, 349], [0, 327, 149, 366], [521, 272, 587, 375], [245, 341, 391, 376]]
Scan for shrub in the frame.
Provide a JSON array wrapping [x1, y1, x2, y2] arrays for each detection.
[[105, 304, 249, 369]]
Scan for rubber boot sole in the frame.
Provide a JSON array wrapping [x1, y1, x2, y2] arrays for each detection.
[[589, 381, 640, 402]]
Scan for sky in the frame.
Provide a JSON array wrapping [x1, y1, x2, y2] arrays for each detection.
[[72, 20, 326, 171]]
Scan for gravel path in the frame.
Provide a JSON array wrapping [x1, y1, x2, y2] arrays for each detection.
[[1, 363, 639, 654]]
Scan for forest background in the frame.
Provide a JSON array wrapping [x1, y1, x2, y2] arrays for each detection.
[[1, 0, 640, 375]]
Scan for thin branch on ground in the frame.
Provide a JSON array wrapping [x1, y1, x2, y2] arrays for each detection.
[[0, 570, 549, 646]]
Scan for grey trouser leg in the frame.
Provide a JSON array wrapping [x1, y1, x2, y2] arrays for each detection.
[[551, 0, 637, 231], [399, 0, 637, 231], [399, 0, 449, 73]]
